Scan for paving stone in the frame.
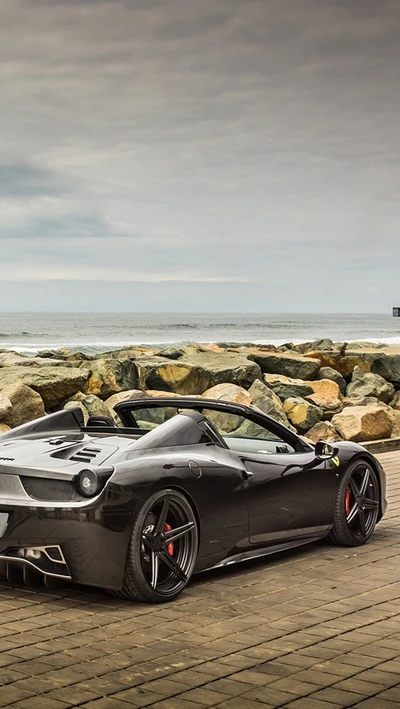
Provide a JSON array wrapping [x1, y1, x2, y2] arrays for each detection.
[[0, 449, 399, 709]]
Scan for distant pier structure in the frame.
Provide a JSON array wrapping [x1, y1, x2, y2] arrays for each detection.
[[393, 307, 400, 317]]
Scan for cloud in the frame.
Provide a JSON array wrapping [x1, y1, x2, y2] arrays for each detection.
[[1, 0, 400, 311], [0, 161, 67, 198]]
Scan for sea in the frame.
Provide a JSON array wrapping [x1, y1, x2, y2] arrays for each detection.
[[1, 312, 400, 356]]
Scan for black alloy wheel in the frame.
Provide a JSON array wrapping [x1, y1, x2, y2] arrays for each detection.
[[329, 460, 380, 546], [121, 489, 198, 602]]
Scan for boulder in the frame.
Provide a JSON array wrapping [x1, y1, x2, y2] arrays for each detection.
[[391, 411, 400, 438], [263, 373, 314, 400], [101, 346, 157, 360], [202, 383, 252, 406], [307, 349, 400, 383], [145, 390, 183, 398], [342, 395, 388, 408], [134, 357, 208, 395], [105, 389, 149, 411], [305, 421, 342, 444], [0, 394, 12, 421], [283, 397, 323, 432], [0, 382, 46, 428], [332, 406, 393, 442], [82, 358, 138, 399], [248, 379, 293, 429], [104, 389, 149, 423], [305, 379, 343, 418], [0, 423, 11, 434], [157, 346, 186, 360], [294, 339, 335, 354], [317, 366, 346, 394], [66, 394, 112, 419], [0, 352, 71, 368], [390, 391, 400, 410], [248, 351, 320, 380], [0, 367, 88, 410], [181, 352, 262, 391], [346, 366, 395, 403], [201, 384, 252, 434]]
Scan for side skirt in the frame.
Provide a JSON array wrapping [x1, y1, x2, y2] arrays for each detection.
[[198, 532, 329, 573]]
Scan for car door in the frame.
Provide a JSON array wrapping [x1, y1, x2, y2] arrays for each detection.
[[218, 413, 338, 546]]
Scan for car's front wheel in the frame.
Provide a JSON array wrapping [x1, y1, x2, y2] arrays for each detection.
[[329, 459, 380, 546], [120, 489, 198, 603]]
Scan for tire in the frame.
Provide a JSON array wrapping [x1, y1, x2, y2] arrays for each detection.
[[120, 489, 198, 603], [329, 459, 380, 546]]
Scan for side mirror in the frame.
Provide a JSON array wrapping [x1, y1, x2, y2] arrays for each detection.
[[315, 441, 338, 460]]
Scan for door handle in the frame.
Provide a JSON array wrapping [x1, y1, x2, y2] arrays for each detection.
[[242, 469, 254, 480]]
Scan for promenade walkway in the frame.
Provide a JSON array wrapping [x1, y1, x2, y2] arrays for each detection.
[[0, 450, 399, 709]]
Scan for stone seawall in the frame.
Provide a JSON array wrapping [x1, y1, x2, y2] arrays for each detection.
[[1, 338, 400, 443]]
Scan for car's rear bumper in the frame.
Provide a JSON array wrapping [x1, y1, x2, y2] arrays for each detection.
[[0, 485, 136, 590]]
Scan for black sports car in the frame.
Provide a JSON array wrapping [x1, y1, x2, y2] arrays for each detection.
[[0, 397, 387, 603]]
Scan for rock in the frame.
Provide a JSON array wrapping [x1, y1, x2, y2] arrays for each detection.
[[202, 383, 252, 406], [134, 353, 261, 395], [263, 373, 314, 400], [391, 411, 400, 438], [0, 352, 71, 368], [332, 406, 393, 442], [67, 394, 112, 419], [305, 379, 343, 418], [145, 390, 183, 398], [104, 389, 149, 423], [305, 421, 342, 444], [105, 389, 149, 410], [101, 346, 157, 360], [346, 366, 395, 403], [82, 358, 138, 399], [181, 352, 262, 391], [0, 382, 46, 427], [0, 367, 87, 410], [383, 354, 400, 384], [307, 348, 400, 383], [248, 379, 293, 429], [294, 339, 335, 354], [283, 397, 323, 432], [342, 395, 388, 408], [317, 366, 346, 394], [0, 423, 11, 434], [248, 352, 320, 380], [157, 347, 186, 360], [135, 357, 208, 395], [0, 352, 32, 367], [0, 394, 12, 421], [390, 391, 400, 410], [201, 384, 252, 433]]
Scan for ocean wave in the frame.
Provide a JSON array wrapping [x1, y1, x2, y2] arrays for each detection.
[[3, 335, 400, 356], [0, 331, 40, 338]]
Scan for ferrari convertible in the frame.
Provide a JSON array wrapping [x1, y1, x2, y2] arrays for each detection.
[[0, 396, 387, 603]]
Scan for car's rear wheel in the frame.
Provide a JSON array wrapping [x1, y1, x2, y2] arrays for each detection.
[[120, 489, 198, 603], [329, 459, 380, 546]]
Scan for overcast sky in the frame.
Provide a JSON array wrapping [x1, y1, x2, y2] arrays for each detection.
[[1, 0, 399, 312]]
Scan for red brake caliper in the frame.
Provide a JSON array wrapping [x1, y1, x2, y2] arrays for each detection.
[[164, 523, 174, 555], [345, 488, 351, 516]]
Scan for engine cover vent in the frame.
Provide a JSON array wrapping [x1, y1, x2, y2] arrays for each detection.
[[70, 447, 102, 463]]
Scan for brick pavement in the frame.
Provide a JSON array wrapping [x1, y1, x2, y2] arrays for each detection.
[[0, 451, 399, 708]]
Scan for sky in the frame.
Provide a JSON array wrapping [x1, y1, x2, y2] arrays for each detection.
[[1, 0, 400, 312]]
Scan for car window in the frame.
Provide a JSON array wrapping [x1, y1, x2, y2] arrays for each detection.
[[202, 409, 277, 440], [201, 408, 296, 454], [131, 406, 179, 431]]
